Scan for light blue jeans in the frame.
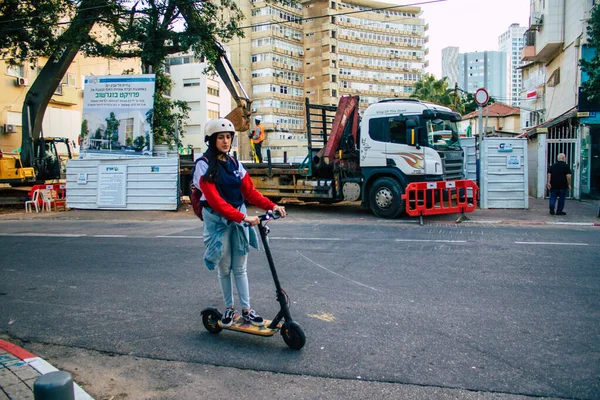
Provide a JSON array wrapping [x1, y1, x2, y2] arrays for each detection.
[[217, 225, 251, 310]]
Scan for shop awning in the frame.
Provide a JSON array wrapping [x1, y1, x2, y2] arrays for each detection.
[[519, 108, 577, 137]]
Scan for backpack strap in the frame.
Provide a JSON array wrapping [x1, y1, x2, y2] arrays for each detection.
[[228, 155, 239, 168]]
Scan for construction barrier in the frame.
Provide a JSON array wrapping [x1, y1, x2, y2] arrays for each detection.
[[402, 180, 479, 224], [28, 184, 66, 199], [28, 184, 67, 210]]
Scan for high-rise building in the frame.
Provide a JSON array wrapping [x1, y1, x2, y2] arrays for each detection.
[[458, 51, 507, 101], [229, 0, 429, 159], [441, 46, 459, 87], [498, 23, 526, 106]]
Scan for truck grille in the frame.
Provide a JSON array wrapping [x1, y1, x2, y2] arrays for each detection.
[[439, 150, 464, 180]]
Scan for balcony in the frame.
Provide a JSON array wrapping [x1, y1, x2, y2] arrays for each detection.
[[521, 45, 536, 62], [536, 41, 563, 63]]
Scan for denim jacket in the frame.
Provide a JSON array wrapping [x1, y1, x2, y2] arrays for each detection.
[[202, 203, 259, 270]]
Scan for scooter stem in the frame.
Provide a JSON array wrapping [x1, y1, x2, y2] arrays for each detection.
[[257, 221, 293, 326]]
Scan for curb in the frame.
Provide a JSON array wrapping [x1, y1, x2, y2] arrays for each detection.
[[0, 339, 93, 400]]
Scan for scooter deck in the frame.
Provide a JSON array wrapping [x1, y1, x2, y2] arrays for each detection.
[[219, 315, 281, 336]]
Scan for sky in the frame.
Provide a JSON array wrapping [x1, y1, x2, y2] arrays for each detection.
[[408, 0, 531, 78]]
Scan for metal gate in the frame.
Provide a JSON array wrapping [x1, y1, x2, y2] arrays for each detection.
[[546, 123, 578, 198], [480, 137, 528, 209]]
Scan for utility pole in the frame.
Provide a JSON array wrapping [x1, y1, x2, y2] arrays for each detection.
[[454, 82, 458, 110]]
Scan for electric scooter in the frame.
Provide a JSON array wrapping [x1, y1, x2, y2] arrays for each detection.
[[201, 211, 306, 350]]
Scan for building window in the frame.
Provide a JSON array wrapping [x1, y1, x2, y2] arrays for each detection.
[[183, 79, 201, 87], [207, 86, 219, 96], [208, 109, 219, 119], [61, 73, 76, 87]]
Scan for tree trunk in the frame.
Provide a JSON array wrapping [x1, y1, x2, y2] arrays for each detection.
[[20, 0, 104, 167]]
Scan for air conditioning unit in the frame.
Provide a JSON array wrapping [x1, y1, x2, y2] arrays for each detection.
[[298, 51, 304, 56], [14, 77, 27, 86], [530, 12, 543, 28], [251, 108, 258, 113], [3, 124, 17, 133]]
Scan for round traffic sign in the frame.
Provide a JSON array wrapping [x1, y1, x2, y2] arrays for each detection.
[[475, 88, 489, 106]]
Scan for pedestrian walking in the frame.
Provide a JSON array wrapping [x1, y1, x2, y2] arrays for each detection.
[[547, 153, 572, 215], [193, 118, 286, 327], [252, 117, 265, 162]]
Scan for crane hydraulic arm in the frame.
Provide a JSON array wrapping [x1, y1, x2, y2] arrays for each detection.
[[213, 42, 252, 132], [318, 95, 360, 164]]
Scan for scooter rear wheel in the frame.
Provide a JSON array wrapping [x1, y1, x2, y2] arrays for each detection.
[[281, 321, 305, 350], [202, 309, 223, 334]]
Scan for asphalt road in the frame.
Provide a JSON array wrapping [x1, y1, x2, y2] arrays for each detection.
[[0, 216, 599, 399]]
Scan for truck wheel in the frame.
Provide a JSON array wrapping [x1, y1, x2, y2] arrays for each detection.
[[369, 177, 405, 219]]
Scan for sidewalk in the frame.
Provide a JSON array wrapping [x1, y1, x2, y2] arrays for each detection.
[[0, 197, 598, 226], [0, 339, 92, 400]]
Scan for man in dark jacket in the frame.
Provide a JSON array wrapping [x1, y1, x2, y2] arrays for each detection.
[[547, 153, 572, 215]]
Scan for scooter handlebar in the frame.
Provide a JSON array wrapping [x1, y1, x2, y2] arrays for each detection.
[[261, 210, 282, 221], [242, 210, 284, 227]]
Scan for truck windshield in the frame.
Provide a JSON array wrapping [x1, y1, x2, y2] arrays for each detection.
[[425, 118, 461, 150]]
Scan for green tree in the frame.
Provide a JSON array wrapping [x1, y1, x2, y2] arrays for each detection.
[[0, 0, 249, 151], [580, 4, 600, 102], [125, 136, 133, 146], [411, 75, 465, 114], [101, 0, 245, 147], [0, 0, 126, 166]]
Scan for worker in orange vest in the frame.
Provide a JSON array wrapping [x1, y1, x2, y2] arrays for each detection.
[[252, 118, 265, 162]]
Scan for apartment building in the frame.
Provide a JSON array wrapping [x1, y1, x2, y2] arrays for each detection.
[[520, 0, 599, 199], [458, 50, 507, 101], [498, 23, 527, 107], [229, 0, 428, 160]]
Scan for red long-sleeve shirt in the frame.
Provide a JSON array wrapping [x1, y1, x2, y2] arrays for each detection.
[[195, 158, 275, 223]]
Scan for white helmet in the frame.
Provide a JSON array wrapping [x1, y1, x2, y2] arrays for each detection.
[[204, 118, 235, 143]]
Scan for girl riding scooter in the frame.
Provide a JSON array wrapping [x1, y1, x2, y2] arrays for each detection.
[[193, 118, 286, 328]]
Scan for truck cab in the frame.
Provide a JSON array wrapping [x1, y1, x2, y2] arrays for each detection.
[[360, 99, 464, 181], [358, 99, 464, 218]]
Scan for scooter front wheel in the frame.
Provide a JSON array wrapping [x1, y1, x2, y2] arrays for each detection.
[[281, 321, 305, 350], [202, 309, 223, 334]]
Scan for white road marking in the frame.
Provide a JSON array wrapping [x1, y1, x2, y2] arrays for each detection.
[[514, 241, 588, 246], [0, 233, 86, 237], [296, 250, 381, 292], [270, 237, 345, 241], [395, 239, 467, 243], [155, 235, 203, 239], [93, 234, 128, 238]]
